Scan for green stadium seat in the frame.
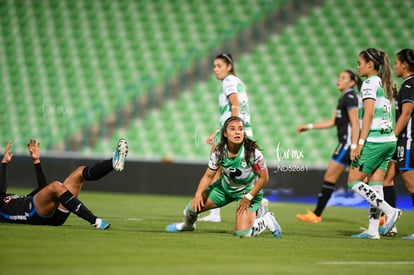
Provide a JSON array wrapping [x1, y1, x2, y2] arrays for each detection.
[[1, 0, 411, 166]]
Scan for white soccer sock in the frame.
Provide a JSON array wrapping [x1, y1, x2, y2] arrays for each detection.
[[243, 217, 267, 237], [351, 181, 394, 216], [367, 184, 383, 234]]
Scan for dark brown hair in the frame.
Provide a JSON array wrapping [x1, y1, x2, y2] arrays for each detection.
[[344, 69, 363, 91], [359, 48, 393, 99], [215, 53, 236, 75], [396, 48, 414, 72], [215, 116, 261, 164]]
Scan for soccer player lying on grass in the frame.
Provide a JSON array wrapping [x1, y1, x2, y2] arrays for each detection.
[[166, 116, 282, 237], [0, 138, 128, 230]]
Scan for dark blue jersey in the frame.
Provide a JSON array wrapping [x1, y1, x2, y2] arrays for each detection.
[[334, 89, 359, 144], [395, 75, 414, 140]]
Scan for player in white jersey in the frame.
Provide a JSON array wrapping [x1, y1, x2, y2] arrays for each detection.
[[382, 49, 414, 239], [206, 53, 253, 145], [199, 53, 256, 222], [348, 48, 401, 239], [166, 117, 281, 238]]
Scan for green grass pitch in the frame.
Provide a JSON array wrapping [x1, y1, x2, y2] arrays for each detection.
[[1, 188, 413, 275]]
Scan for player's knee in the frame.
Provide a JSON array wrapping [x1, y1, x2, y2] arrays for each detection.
[[48, 181, 65, 193]]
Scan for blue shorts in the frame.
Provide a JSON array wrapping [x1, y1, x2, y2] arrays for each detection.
[[331, 142, 351, 166]]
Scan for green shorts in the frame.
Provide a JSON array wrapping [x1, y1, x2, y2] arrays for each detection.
[[352, 141, 396, 174], [204, 179, 263, 212]]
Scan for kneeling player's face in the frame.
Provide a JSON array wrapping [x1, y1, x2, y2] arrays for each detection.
[[224, 120, 244, 144]]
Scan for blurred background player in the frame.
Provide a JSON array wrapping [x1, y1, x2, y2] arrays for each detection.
[[0, 138, 128, 229], [382, 48, 414, 239], [199, 53, 254, 222], [296, 69, 361, 223], [348, 48, 400, 239], [166, 116, 281, 238]]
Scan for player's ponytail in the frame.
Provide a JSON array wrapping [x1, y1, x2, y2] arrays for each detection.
[[360, 48, 394, 99]]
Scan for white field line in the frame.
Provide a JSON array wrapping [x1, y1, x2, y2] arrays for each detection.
[[320, 261, 414, 265]]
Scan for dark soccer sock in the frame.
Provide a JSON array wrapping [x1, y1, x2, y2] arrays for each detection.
[[59, 190, 97, 224], [82, 160, 113, 181], [411, 193, 414, 207], [314, 181, 335, 216], [383, 186, 397, 208]]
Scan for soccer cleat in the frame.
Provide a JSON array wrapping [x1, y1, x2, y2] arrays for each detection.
[[379, 225, 397, 237], [93, 218, 110, 230], [401, 234, 414, 240], [112, 139, 128, 172], [296, 210, 322, 223], [263, 212, 282, 238], [165, 222, 195, 233], [256, 198, 269, 218], [382, 209, 402, 235], [351, 230, 380, 239]]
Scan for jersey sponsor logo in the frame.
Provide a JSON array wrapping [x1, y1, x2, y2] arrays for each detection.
[[336, 109, 342, 118], [362, 88, 373, 97], [228, 167, 242, 178], [2, 194, 20, 204]]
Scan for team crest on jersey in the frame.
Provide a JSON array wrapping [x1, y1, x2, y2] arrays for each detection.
[[240, 159, 247, 168]]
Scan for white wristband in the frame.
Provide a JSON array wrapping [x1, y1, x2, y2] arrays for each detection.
[[350, 144, 357, 150], [358, 139, 365, 145], [307, 123, 314, 130], [244, 193, 254, 201]]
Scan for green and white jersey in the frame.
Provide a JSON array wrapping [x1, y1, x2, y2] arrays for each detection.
[[208, 146, 266, 195], [218, 74, 252, 136], [360, 75, 396, 143]]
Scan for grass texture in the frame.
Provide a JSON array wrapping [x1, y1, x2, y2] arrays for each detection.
[[1, 188, 413, 275]]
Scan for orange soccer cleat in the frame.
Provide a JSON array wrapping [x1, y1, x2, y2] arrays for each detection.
[[296, 210, 322, 223]]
